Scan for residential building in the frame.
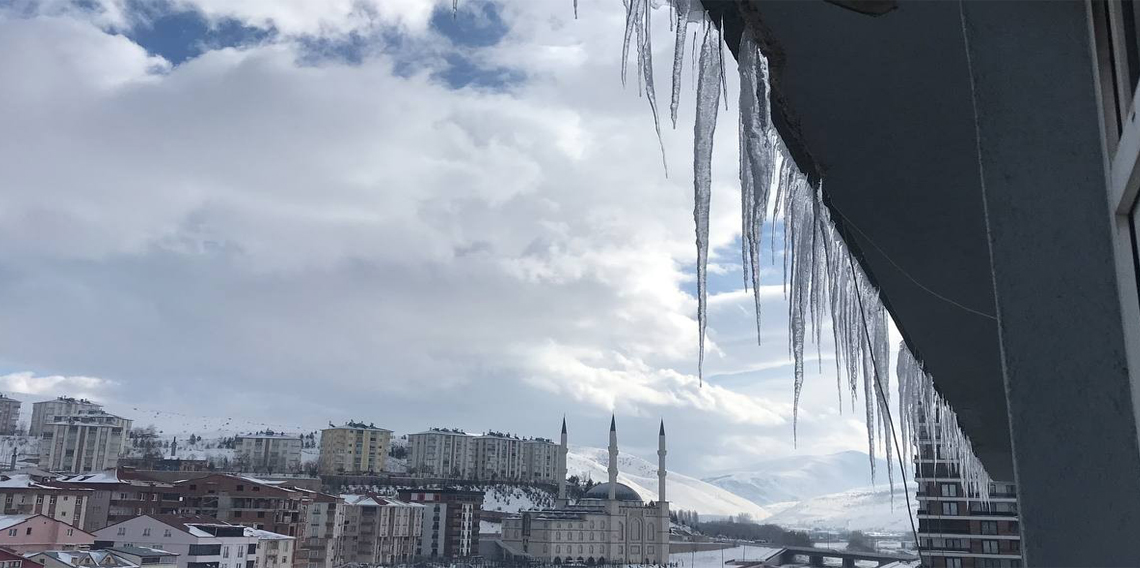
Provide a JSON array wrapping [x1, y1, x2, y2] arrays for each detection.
[[29, 399, 103, 438], [243, 530, 292, 568], [0, 514, 95, 554], [0, 547, 45, 568], [98, 546, 180, 567], [93, 515, 258, 568], [501, 418, 669, 566], [56, 469, 183, 532], [39, 414, 132, 474], [29, 549, 143, 568], [0, 395, 21, 435], [397, 489, 482, 559], [317, 424, 391, 475], [408, 429, 558, 483], [176, 475, 306, 538], [916, 418, 1022, 568], [290, 491, 340, 568], [339, 495, 422, 566], [0, 474, 91, 528], [233, 436, 302, 475]]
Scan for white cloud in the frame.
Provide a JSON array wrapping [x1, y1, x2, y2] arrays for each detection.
[[0, 372, 119, 402], [0, 0, 881, 474]]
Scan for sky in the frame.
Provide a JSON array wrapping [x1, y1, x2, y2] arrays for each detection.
[[0, 0, 902, 478]]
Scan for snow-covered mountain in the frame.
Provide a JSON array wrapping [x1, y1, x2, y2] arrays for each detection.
[[702, 450, 892, 505], [762, 483, 918, 531], [566, 445, 770, 520]]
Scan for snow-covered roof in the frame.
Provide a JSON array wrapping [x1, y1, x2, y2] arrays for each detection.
[[244, 528, 293, 541], [341, 494, 420, 508], [57, 471, 122, 484], [0, 514, 34, 530], [0, 474, 57, 489], [104, 546, 178, 558]]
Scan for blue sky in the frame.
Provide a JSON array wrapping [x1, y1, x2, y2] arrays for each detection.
[[0, 0, 882, 476]]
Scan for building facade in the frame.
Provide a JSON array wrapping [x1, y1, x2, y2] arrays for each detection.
[[177, 475, 307, 538], [0, 474, 91, 528], [0, 394, 21, 435], [408, 429, 557, 483], [233, 436, 303, 474], [93, 515, 259, 568], [397, 489, 482, 559], [56, 468, 183, 532], [339, 494, 423, 565], [245, 529, 294, 568], [0, 514, 96, 554], [291, 490, 341, 568], [916, 424, 1023, 568], [29, 398, 104, 438], [317, 424, 391, 475], [500, 418, 669, 566], [38, 413, 132, 474]]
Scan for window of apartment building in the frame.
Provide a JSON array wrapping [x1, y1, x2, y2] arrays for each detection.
[[940, 483, 959, 497], [941, 502, 959, 515], [983, 540, 1000, 554], [118, 528, 127, 536], [143, 528, 151, 536], [164, 530, 172, 537], [7, 529, 15, 537], [946, 559, 963, 568], [67, 529, 73, 536], [981, 521, 999, 535]]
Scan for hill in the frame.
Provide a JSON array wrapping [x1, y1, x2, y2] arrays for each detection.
[[761, 483, 918, 531], [702, 450, 892, 505]]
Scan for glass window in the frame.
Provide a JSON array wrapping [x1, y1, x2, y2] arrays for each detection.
[[941, 502, 959, 515], [983, 540, 1000, 554], [981, 521, 999, 535], [940, 483, 959, 497], [947, 559, 963, 568]]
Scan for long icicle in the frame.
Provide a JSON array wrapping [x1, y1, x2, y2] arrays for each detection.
[[692, 20, 721, 385]]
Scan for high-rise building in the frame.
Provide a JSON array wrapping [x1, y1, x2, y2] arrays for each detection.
[[38, 412, 131, 473], [292, 490, 343, 568], [29, 397, 103, 437], [177, 474, 308, 538], [339, 494, 423, 565], [0, 394, 22, 435], [56, 467, 183, 531], [317, 423, 392, 475], [916, 416, 1023, 568], [397, 489, 482, 559], [408, 429, 557, 482], [234, 434, 303, 474]]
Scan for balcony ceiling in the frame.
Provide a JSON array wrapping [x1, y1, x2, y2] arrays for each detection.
[[704, 0, 1013, 479]]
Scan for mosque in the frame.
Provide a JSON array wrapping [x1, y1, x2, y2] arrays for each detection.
[[499, 416, 670, 565]]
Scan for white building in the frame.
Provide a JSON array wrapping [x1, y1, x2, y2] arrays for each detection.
[[29, 398, 103, 437], [317, 423, 392, 475], [409, 430, 558, 482], [339, 495, 423, 566], [93, 515, 261, 568], [292, 490, 342, 568], [501, 418, 670, 566], [39, 413, 131, 474], [0, 394, 21, 435], [233, 434, 303, 474], [245, 529, 294, 568]]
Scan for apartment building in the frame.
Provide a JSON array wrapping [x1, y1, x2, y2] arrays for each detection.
[[245, 529, 294, 568], [29, 398, 103, 437], [0, 395, 21, 435], [397, 489, 481, 559], [93, 515, 259, 568], [317, 423, 391, 475], [38, 413, 132, 474], [0, 474, 91, 528], [233, 435, 303, 474], [916, 422, 1023, 568], [0, 514, 95, 554], [177, 475, 307, 538], [339, 494, 422, 566], [0, 548, 44, 568], [291, 490, 342, 568], [408, 429, 558, 482], [56, 468, 183, 532]]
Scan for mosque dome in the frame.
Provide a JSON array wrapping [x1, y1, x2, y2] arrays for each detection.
[[583, 482, 643, 502]]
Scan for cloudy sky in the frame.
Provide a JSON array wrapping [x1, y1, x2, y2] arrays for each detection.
[[0, 0, 896, 477]]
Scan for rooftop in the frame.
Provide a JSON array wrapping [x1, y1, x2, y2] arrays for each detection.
[[102, 546, 178, 558], [0, 514, 37, 530]]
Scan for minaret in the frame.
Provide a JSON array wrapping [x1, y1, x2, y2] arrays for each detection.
[[608, 415, 618, 502], [657, 420, 666, 503], [557, 417, 568, 507]]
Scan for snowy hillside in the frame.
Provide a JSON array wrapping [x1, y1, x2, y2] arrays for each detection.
[[702, 451, 891, 505], [481, 485, 555, 513], [762, 483, 918, 531], [567, 445, 770, 520]]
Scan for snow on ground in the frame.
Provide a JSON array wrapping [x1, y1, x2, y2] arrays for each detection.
[[762, 483, 918, 531], [0, 435, 39, 463], [670, 546, 783, 568], [702, 451, 891, 505], [480, 520, 502, 535], [480, 484, 555, 513], [567, 446, 770, 520]]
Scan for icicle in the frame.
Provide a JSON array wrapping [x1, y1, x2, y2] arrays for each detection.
[[452, 0, 458, 18], [574, 0, 579, 19], [692, 21, 721, 386], [621, 0, 637, 88], [669, 0, 690, 128], [622, 0, 668, 175]]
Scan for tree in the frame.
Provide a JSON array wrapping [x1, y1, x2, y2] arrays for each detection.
[[846, 531, 875, 553]]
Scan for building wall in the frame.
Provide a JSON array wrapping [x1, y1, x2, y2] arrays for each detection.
[[521, 440, 557, 483], [408, 432, 476, 479], [29, 399, 103, 437], [317, 427, 391, 475], [253, 537, 293, 568], [234, 437, 303, 474], [295, 496, 342, 568], [94, 517, 259, 568], [178, 475, 307, 538], [0, 516, 94, 554], [501, 502, 668, 565], [0, 488, 89, 528], [39, 416, 130, 473], [339, 496, 422, 566], [0, 397, 21, 435], [399, 490, 481, 559], [408, 431, 557, 482]]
